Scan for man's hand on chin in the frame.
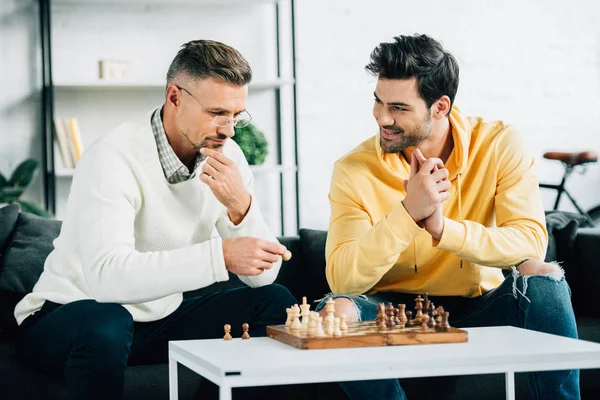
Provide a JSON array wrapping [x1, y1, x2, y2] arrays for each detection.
[[199, 147, 251, 225]]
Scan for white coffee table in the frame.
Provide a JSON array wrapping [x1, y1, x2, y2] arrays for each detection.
[[168, 326, 600, 400]]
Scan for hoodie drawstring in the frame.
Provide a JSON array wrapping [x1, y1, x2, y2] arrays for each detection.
[[457, 173, 463, 269], [414, 241, 418, 273]]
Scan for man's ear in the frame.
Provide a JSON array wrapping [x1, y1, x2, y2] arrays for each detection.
[[433, 95, 451, 119], [166, 84, 182, 109]]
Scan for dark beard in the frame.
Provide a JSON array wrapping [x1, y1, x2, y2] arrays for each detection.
[[380, 113, 433, 154]]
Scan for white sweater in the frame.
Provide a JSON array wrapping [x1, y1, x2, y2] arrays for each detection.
[[14, 112, 282, 325]]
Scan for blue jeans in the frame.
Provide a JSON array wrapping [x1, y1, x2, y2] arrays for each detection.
[[16, 284, 296, 400], [315, 267, 580, 400]]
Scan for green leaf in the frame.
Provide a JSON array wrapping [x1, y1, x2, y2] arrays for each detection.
[[9, 159, 40, 188], [233, 123, 268, 165], [0, 186, 25, 202], [0, 173, 7, 189], [17, 200, 54, 218]]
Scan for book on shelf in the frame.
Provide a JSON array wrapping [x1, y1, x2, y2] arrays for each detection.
[[53, 117, 85, 170], [67, 117, 85, 161]]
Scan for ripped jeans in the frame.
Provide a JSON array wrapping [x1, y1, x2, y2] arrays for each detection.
[[315, 265, 580, 400]]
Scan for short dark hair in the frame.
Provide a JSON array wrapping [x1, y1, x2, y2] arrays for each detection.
[[366, 34, 459, 114], [166, 40, 252, 86]]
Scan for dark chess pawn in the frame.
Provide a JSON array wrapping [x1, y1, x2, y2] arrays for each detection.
[[242, 323, 250, 339], [394, 308, 401, 325], [386, 302, 396, 327], [405, 311, 414, 327]]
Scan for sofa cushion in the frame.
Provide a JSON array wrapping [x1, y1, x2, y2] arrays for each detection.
[[0, 204, 20, 258], [0, 212, 61, 332], [298, 229, 330, 303], [544, 210, 586, 263]]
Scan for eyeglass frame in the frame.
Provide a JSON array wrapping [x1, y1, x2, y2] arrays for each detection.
[[174, 85, 252, 129]]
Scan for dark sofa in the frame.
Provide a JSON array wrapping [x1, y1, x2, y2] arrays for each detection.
[[1, 204, 599, 399]]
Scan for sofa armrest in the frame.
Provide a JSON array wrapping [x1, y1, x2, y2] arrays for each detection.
[[573, 227, 600, 317]]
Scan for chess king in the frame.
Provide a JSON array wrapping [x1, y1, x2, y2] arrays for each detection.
[[316, 34, 579, 400]]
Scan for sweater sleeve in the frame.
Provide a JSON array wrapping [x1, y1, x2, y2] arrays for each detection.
[[215, 147, 283, 288], [75, 144, 229, 304], [325, 163, 423, 295], [435, 127, 548, 266]]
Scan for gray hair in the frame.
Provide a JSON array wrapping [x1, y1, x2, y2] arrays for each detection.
[[166, 40, 252, 86]]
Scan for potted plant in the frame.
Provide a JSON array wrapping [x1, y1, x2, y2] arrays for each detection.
[[233, 122, 269, 165], [0, 159, 53, 218]]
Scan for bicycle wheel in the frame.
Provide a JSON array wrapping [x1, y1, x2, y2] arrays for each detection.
[[588, 205, 600, 226]]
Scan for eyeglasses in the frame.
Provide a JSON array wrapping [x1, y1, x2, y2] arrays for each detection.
[[175, 85, 252, 128]]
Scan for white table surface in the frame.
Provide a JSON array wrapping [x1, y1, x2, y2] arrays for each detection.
[[168, 326, 600, 399]]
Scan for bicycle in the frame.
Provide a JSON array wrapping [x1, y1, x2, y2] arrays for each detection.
[[539, 151, 600, 227]]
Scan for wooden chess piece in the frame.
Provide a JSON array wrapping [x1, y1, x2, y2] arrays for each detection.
[[285, 307, 292, 327], [223, 324, 232, 340], [242, 323, 250, 339], [398, 304, 407, 327], [442, 311, 451, 330], [428, 302, 436, 329], [423, 293, 430, 314], [300, 296, 311, 329], [316, 316, 325, 336], [340, 313, 348, 331], [333, 317, 343, 337], [386, 302, 396, 327], [376, 303, 387, 330], [307, 312, 318, 336], [291, 304, 302, 330], [405, 311, 413, 327], [435, 306, 445, 331], [325, 297, 336, 330], [420, 314, 430, 331], [414, 295, 424, 321], [393, 308, 400, 325], [282, 250, 293, 261]]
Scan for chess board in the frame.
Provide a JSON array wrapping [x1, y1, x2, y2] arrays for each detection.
[[267, 321, 468, 350]]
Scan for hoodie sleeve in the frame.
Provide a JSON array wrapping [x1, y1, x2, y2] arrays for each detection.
[[325, 162, 423, 295], [435, 128, 548, 267]]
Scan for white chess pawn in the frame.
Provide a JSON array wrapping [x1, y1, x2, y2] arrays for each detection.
[[340, 313, 348, 331], [333, 317, 342, 337], [307, 312, 318, 336], [325, 320, 335, 336], [316, 316, 326, 337], [285, 307, 292, 327]]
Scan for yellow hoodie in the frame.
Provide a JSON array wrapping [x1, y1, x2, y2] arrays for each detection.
[[325, 107, 548, 297]]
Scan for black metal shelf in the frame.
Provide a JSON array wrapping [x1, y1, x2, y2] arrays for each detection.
[[38, 0, 300, 234]]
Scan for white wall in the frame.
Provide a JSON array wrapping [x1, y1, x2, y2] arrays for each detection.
[[0, 0, 43, 205], [295, 0, 600, 230]]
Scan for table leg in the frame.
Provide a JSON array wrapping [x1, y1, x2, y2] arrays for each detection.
[[169, 355, 178, 400], [219, 384, 232, 400], [505, 371, 515, 400]]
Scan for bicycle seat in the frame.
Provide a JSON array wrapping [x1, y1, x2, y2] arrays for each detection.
[[543, 151, 598, 166]]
